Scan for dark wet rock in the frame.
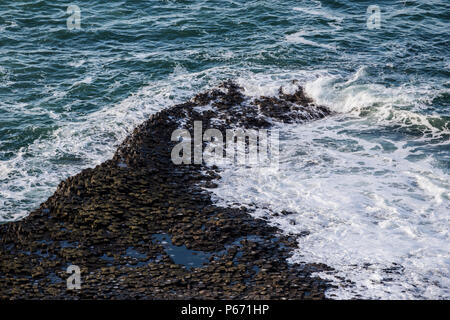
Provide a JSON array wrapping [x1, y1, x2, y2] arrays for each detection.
[[0, 81, 332, 300]]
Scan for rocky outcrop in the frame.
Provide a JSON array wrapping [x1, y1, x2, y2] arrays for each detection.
[[0, 81, 332, 299]]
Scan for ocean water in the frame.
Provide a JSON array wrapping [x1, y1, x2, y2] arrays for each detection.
[[0, 0, 448, 299]]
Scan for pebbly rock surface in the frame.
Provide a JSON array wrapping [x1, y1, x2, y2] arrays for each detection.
[[0, 81, 333, 299]]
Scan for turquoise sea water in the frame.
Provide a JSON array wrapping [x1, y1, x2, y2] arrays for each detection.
[[0, 0, 449, 298]]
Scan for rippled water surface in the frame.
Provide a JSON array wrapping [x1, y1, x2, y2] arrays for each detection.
[[0, 0, 448, 299]]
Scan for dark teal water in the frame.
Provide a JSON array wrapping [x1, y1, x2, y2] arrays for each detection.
[[0, 0, 449, 299]]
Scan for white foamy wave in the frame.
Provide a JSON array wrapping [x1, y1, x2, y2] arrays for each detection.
[[304, 70, 449, 137], [0, 66, 13, 88], [209, 119, 449, 299], [293, 6, 345, 23], [68, 59, 86, 68], [285, 31, 337, 51], [234, 70, 329, 98], [0, 66, 237, 221], [71, 75, 94, 87], [206, 74, 450, 299]]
